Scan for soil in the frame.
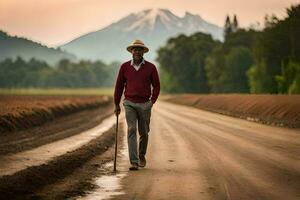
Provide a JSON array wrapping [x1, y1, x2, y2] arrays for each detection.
[[0, 95, 110, 133], [0, 101, 113, 155], [162, 94, 300, 128], [1, 98, 299, 200], [0, 102, 124, 200], [111, 101, 300, 200]]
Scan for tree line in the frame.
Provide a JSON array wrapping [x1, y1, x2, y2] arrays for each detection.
[[157, 4, 300, 94], [0, 57, 120, 88]]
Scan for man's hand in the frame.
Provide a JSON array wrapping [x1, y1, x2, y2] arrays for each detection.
[[114, 105, 121, 116]]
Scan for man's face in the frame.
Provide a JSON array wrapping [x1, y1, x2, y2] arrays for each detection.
[[132, 47, 144, 60]]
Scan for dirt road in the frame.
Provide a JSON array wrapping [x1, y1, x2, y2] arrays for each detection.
[[1, 100, 299, 200], [110, 101, 300, 200]]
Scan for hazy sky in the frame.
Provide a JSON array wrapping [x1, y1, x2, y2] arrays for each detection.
[[0, 0, 299, 47]]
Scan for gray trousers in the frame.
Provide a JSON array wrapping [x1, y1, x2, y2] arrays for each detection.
[[123, 99, 152, 164]]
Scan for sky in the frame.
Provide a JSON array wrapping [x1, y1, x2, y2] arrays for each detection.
[[0, 0, 299, 47]]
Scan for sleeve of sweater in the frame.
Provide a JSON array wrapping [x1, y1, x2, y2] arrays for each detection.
[[114, 64, 125, 105], [150, 65, 160, 104]]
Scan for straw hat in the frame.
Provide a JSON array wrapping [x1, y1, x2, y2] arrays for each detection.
[[127, 39, 149, 53]]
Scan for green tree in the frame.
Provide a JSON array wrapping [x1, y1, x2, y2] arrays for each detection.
[[102, 61, 121, 87], [276, 60, 300, 93], [157, 32, 219, 93], [205, 27, 257, 93], [232, 14, 239, 32], [222, 46, 252, 92], [224, 15, 232, 39], [248, 4, 300, 93], [289, 74, 300, 94], [0, 57, 116, 88], [0, 58, 14, 87], [205, 46, 225, 92], [247, 60, 273, 93]]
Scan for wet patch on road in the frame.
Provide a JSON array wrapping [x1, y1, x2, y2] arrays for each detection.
[[77, 131, 129, 200]]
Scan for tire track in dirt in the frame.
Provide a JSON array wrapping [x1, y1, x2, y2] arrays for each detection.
[[0, 112, 118, 199]]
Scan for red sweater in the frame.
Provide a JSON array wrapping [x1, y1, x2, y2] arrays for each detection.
[[114, 60, 160, 105]]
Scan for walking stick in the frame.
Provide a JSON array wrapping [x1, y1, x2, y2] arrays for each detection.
[[113, 113, 119, 172]]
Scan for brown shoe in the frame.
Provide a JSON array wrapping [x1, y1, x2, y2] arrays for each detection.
[[129, 163, 139, 171], [139, 156, 146, 167]]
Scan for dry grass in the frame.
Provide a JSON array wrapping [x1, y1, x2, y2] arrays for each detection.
[[163, 94, 300, 128], [0, 95, 111, 133]]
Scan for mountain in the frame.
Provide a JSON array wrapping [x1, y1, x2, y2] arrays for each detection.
[[0, 31, 76, 66], [60, 8, 223, 63]]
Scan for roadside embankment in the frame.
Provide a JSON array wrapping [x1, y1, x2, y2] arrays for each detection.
[[0, 94, 121, 199], [0, 95, 111, 133], [162, 94, 300, 128], [0, 121, 121, 200]]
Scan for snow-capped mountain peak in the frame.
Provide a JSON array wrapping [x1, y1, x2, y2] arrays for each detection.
[[120, 8, 222, 37], [125, 8, 180, 32], [60, 8, 223, 63]]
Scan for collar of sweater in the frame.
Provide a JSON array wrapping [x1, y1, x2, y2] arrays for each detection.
[[130, 58, 145, 67]]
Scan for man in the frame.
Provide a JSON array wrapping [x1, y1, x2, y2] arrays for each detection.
[[114, 39, 160, 171]]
